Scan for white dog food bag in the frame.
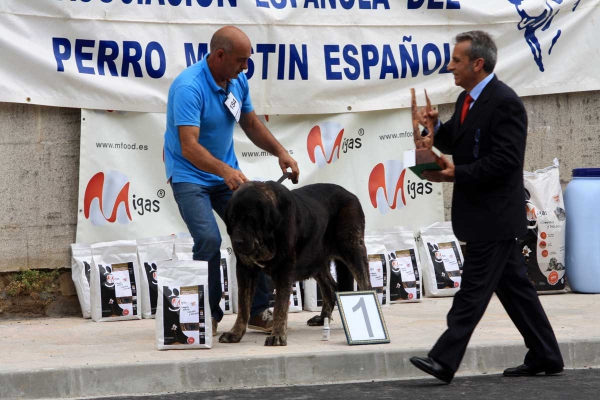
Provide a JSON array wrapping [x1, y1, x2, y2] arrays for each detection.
[[519, 159, 567, 293], [173, 236, 194, 261], [383, 226, 423, 303], [90, 240, 142, 322], [418, 222, 464, 297], [302, 279, 319, 312], [290, 282, 303, 312], [156, 260, 212, 350], [303, 261, 337, 312], [71, 243, 93, 319], [266, 276, 303, 313], [363, 231, 389, 307], [175, 234, 237, 314], [136, 236, 174, 319], [219, 234, 237, 314]]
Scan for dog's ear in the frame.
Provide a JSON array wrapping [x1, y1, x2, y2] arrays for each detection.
[[265, 199, 282, 231], [427, 243, 434, 252], [263, 184, 282, 231]]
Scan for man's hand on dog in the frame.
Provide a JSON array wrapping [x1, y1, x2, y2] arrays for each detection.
[[222, 167, 249, 190], [278, 153, 300, 184]]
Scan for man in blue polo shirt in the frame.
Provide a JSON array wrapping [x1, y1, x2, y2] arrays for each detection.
[[164, 26, 299, 337]]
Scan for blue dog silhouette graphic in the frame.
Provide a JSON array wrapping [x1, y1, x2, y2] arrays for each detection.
[[508, 0, 581, 71]]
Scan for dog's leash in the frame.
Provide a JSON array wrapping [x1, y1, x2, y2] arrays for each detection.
[[276, 172, 291, 184]]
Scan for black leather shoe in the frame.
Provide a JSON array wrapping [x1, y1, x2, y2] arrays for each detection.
[[409, 356, 454, 384], [503, 364, 564, 377]]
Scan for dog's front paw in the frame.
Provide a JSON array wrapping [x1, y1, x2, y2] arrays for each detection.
[[307, 315, 332, 326], [219, 331, 243, 343], [307, 315, 324, 326], [264, 334, 287, 346]]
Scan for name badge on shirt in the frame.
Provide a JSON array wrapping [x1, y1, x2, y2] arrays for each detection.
[[224, 92, 241, 123]]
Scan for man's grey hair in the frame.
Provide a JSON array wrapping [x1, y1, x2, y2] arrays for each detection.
[[455, 31, 497, 73], [210, 34, 234, 54]]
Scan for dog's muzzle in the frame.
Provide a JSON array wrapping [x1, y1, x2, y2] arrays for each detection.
[[233, 237, 257, 256], [233, 235, 275, 266]]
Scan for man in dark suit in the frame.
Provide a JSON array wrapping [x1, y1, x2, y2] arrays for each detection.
[[409, 31, 563, 384]]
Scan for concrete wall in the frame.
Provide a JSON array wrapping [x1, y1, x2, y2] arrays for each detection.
[[0, 104, 80, 272], [0, 90, 599, 272]]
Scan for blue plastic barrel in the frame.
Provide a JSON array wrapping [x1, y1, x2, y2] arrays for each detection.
[[564, 168, 600, 293]]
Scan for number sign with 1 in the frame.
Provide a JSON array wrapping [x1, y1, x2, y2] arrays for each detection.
[[336, 290, 390, 345]]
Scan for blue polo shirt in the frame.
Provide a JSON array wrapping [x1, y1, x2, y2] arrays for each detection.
[[164, 54, 254, 186]]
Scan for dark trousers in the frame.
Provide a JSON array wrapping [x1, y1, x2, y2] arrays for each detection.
[[429, 239, 564, 372]]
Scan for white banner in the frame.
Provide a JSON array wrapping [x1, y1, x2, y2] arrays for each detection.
[[2, 1, 599, 114], [77, 108, 444, 243], [78, 110, 188, 243]]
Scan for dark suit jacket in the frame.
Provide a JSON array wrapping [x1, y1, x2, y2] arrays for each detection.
[[435, 76, 527, 242]]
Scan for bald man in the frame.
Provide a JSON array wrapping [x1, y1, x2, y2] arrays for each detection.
[[164, 26, 299, 337]]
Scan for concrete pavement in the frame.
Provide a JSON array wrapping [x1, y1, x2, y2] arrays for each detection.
[[97, 368, 600, 400], [1, 293, 599, 399]]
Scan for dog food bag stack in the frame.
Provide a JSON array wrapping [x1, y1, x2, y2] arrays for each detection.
[[303, 261, 337, 312], [136, 236, 174, 319], [156, 260, 212, 350], [383, 226, 423, 303], [364, 231, 389, 306], [90, 240, 142, 322], [418, 222, 464, 297], [518, 158, 567, 293], [71, 243, 93, 319]]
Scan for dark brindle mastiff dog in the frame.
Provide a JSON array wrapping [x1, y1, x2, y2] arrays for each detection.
[[218, 181, 372, 346]]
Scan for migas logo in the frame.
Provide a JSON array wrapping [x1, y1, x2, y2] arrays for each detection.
[[84, 170, 162, 226], [306, 122, 362, 169], [84, 171, 131, 226], [307, 122, 344, 168], [368, 160, 433, 215], [369, 160, 407, 215]]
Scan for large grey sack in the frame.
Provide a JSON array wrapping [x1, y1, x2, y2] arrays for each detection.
[[519, 158, 567, 293]]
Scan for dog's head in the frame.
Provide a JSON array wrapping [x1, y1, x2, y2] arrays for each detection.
[[224, 182, 282, 266]]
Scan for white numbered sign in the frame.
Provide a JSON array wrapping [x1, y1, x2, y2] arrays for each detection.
[[336, 291, 390, 345]]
